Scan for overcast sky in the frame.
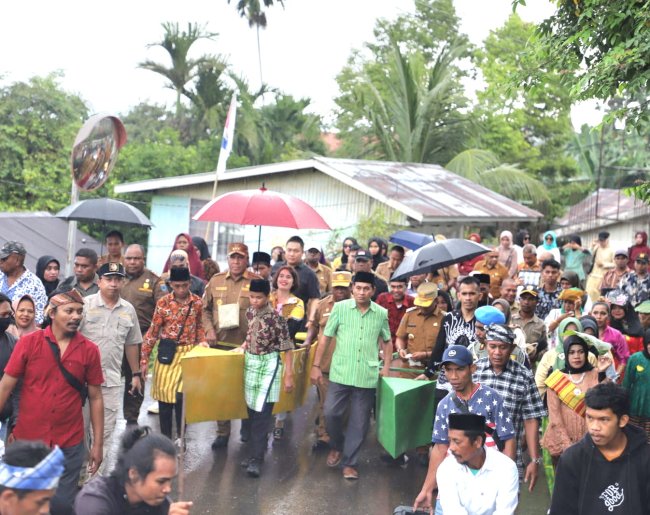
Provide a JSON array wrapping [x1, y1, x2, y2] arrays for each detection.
[[1, 0, 600, 128]]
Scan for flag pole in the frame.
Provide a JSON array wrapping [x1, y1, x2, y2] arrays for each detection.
[[204, 94, 238, 241]]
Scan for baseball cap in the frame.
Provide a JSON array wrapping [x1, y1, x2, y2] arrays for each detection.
[[614, 249, 629, 258], [227, 242, 249, 257], [520, 285, 538, 298], [332, 271, 352, 288], [636, 252, 649, 263], [414, 282, 438, 307], [441, 345, 473, 367], [98, 262, 126, 277], [0, 241, 27, 260], [354, 249, 370, 261]]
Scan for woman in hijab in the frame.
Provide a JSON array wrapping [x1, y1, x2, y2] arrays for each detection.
[[35, 256, 60, 297], [368, 237, 388, 271], [191, 236, 220, 282], [162, 233, 204, 280], [7, 294, 38, 338], [628, 231, 650, 269], [541, 335, 609, 466], [538, 230, 561, 263], [608, 290, 644, 355], [497, 230, 518, 277], [623, 329, 650, 442], [331, 236, 358, 271]]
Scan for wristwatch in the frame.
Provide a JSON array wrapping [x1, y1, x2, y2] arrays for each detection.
[[531, 457, 543, 465]]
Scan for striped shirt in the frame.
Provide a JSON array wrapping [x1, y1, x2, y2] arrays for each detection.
[[324, 298, 391, 389]]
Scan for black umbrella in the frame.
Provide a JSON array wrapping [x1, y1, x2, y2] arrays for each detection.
[[392, 239, 490, 281], [56, 198, 152, 227]]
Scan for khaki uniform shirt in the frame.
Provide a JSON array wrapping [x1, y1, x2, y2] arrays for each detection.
[[313, 295, 337, 372], [80, 294, 143, 387], [97, 254, 124, 267], [511, 312, 548, 359], [310, 263, 332, 296], [395, 306, 443, 355], [202, 270, 259, 345], [121, 269, 166, 334], [375, 261, 395, 282], [473, 260, 510, 299]]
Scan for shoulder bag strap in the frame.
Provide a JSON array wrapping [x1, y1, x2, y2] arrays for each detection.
[[45, 336, 86, 397], [176, 301, 194, 340]]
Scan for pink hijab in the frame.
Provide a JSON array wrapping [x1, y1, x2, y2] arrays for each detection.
[[7, 294, 39, 338]]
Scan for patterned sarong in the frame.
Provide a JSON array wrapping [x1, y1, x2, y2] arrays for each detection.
[[244, 351, 282, 412], [544, 369, 587, 416], [152, 343, 194, 403]]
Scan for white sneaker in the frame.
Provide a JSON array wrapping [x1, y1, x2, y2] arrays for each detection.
[[147, 402, 159, 414]]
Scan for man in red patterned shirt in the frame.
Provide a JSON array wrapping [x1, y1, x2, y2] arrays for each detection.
[[0, 288, 104, 515], [376, 277, 414, 351]]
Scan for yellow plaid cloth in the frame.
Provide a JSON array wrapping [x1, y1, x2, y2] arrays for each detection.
[[544, 369, 587, 416]]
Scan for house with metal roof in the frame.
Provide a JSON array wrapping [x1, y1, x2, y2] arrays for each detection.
[[554, 188, 650, 250], [0, 212, 101, 272], [115, 157, 542, 271]]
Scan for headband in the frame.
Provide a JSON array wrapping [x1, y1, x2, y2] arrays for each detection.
[[0, 447, 65, 490]]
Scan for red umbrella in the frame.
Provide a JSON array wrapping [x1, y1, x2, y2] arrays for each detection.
[[193, 187, 330, 250], [193, 186, 330, 229]]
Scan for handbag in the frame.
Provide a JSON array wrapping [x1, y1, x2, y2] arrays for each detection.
[[218, 302, 240, 330], [157, 301, 193, 365], [46, 336, 88, 406]]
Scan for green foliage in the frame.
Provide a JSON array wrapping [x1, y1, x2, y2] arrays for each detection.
[[354, 206, 402, 248], [473, 13, 577, 183], [0, 74, 88, 212], [139, 22, 219, 117], [513, 0, 650, 128], [228, 0, 284, 28], [446, 149, 551, 213], [335, 1, 474, 164]]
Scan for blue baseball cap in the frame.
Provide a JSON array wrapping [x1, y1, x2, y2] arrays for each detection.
[[441, 345, 473, 367]]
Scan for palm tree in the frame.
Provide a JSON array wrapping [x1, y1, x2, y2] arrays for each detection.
[[139, 22, 218, 117], [446, 148, 551, 212], [228, 0, 284, 86], [356, 34, 472, 165]]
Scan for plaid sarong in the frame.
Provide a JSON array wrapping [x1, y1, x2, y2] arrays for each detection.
[[244, 351, 282, 412], [545, 369, 587, 416]]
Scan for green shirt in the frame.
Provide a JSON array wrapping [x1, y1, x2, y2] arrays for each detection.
[[324, 298, 390, 389], [623, 352, 650, 418]]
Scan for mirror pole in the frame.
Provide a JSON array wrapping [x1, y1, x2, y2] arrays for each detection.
[[65, 182, 79, 276]]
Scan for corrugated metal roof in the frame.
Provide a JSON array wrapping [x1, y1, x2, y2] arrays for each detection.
[[115, 157, 542, 223], [555, 188, 650, 233], [0, 212, 101, 271]]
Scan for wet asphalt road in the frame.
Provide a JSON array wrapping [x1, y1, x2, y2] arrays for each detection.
[[107, 385, 550, 515]]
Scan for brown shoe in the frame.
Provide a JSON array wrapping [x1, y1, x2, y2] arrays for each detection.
[[326, 449, 342, 467], [342, 466, 358, 480]]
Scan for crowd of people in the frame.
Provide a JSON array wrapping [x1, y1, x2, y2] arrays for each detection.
[[0, 226, 649, 514]]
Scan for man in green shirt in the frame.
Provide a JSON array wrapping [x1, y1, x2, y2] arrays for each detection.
[[310, 271, 391, 480]]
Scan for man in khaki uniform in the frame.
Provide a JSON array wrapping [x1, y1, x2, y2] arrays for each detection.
[[121, 244, 166, 425], [203, 242, 259, 448], [510, 286, 548, 364], [473, 249, 510, 299], [305, 245, 332, 296], [395, 283, 443, 379], [394, 282, 443, 465], [303, 271, 351, 449], [375, 245, 405, 282]]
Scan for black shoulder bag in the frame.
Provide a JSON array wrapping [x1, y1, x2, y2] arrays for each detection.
[[46, 337, 88, 406], [158, 301, 193, 365], [450, 392, 505, 451]]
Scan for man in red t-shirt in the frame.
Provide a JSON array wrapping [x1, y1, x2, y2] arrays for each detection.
[[0, 288, 104, 515], [376, 276, 414, 350]]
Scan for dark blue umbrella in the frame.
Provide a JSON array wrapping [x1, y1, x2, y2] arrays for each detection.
[[389, 230, 434, 250]]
